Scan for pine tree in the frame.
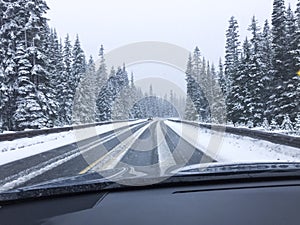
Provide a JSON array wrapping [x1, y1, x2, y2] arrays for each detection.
[[184, 96, 197, 121], [111, 80, 131, 120], [62, 34, 73, 124], [14, 41, 48, 130], [210, 63, 226, 124], [73, 56, 96, 124], [193, 47, 201, 81], [263, 118, 271, 131], [246, 17, 264, 126], [96, 66, 129, 121], [294, 1, 300, 120], [10, 0, 55, 130], [185, 53, 199, 120], [41, 26, 59, 127], [193, 51, 209, 121], [230, 37, 249, 125], [218, 58, 227, 97], [225, 16, 241, 124], [0, 1, 7, 130], [128, 73, 141, 119], [72, 35, 86, 88], [270, 118, 280, 130], [96, 45, 107, 87], [282, 5, 299, 122], [294, 0, 300, 70], [0, 0, 21, 130], [270, 0, 288, 123], [294, 113, 300, 132], [261, 20, 274, 120], [281, 114, 294, 131], [96, 67, 115, 121], [52, 36, 66, 126]]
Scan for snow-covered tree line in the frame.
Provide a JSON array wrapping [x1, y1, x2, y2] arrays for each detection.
[[0, 0, 92, 131], [185, 0, 300, 131], [97, 72, 184, 121], [130, 85, 185, 119], [185, 48, 225, 123]]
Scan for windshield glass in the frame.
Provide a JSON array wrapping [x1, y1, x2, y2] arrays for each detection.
[[0, 0, 299, 192]]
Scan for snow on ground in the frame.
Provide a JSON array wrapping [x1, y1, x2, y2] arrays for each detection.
[[0, 120, 145, 166], [165, 121, 300, 163]]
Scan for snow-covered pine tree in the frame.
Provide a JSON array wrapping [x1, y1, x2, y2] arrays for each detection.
[[192, 50, 209, 121], [202, 61, 213, 122], [111, 73, 131, 120], [294, 1, 300, 120], [168, 90, 178, 117], [94, 45, 108, 119], [185, 54, 198, 121], [40, 26, 59, 127], [51, 34, 66, 126], [128, 73, 141, 119], [229, 37, 249, 125], [225, 16, 241, 124], [73, 56, 96, 124], [13, 0, 55, 130], [281, 114, 294, 131], [14, 40, 48, 130], [97, 66, 129, 121], [281, 5, 299, 122], [294, 0, 300, 71], [0, 0, 22, 130], [261, 20, 274, 121], [72, 35, 86, 87], [193, 47, 201, 81], [270, 118, 280, 130], [95, 45, 108, 94], [246, 16, 264, 126], [263, 118, 271, 131], [69, 34, 86, 123], [217, 58, 227, 98], [0, 1, 8, 131], [270, 0, 288, 124], [210, 63, 225, 124], [96, 67, 115, 121], [294, 113, 300, 132], [62, 34, 73, 125], [184, 97, 197, 121]]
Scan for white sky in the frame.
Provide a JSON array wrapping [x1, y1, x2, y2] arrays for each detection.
[[46, 0, 298, 96]]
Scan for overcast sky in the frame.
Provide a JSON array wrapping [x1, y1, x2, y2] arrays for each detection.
[[46, 0, 298, 96]]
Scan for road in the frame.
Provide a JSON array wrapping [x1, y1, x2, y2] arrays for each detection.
[[0, 120, 215, 192]]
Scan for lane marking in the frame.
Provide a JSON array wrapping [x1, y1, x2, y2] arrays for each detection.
[[79, 122, 152, 174], [87, 122, 153, 173], [157, 121, 177, 176]]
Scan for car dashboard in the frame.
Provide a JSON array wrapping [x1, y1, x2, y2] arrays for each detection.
[[1, 177, 300, 225]]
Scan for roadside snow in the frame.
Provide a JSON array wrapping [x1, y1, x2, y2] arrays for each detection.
[[0, 120, 145, 166], [165, 121, 300, 163]]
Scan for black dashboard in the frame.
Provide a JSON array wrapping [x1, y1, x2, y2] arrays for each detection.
[[1, 178, 300, 225]]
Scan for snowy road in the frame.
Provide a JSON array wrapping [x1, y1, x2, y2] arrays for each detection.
[[0, 119, 299, 192]]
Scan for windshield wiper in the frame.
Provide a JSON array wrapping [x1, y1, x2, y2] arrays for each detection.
[[175, 162, 300, 175]]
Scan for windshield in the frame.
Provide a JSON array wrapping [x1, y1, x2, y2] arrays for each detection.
[[0, 0, 299, 192]]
